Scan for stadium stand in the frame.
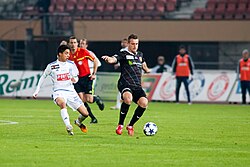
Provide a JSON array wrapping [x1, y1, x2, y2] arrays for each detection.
[[193, 0, 250, 20], [0, 0, 184, 20]]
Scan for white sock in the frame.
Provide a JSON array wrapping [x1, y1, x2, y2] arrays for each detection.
[[116, 92, 121, 108], [60, 108, 70, 126]]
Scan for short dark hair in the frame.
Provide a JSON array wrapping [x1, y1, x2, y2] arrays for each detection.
[[69, 36, 78, 42], [57, 45, 70, 55], [179, 45, 186, 50], [128, 34, 138, 42]]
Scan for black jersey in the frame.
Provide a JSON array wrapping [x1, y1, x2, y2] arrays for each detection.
[[115, 50, 145, 89]]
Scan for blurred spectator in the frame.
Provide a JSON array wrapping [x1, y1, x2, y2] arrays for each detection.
[[151, 56, 171, 73], [237, 49, 250, 104], [172, 45, 194, 104], [36, 0, 51, 13]]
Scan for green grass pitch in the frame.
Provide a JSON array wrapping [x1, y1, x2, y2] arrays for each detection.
[[0, 99, 249, 167]]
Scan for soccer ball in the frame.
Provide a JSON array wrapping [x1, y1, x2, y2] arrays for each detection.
[[143, 122, 158, 136]]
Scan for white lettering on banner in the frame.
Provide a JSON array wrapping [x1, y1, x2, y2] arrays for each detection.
[[0, 71, 52, 97]]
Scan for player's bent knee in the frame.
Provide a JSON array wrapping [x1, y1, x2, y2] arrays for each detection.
[[123, 98, 132, 105], [138, 97, 148, 108]]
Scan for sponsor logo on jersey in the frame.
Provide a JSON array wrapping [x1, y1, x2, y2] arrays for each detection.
[[57, 73, 70, 81], [51, 64, 59, 70]]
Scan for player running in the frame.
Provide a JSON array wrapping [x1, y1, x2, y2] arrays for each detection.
[[79, 38, 103, 123], [68, 36, 104, 124], [33, 45, 89, 135], [102, 34, 150, 136]]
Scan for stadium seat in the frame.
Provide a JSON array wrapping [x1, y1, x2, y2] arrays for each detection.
[[135, 1, 145, 12], [76, 2, 85, 12], [105, 1, 115, 12], [155, 1, 165, 13], [224, 3, 236, 19], [193, 8, 205, 20], [237, 2, 247, 12], [203, 9, 213, 20], [166, 0, 176, 12], [96, 2, 105, 12], [54, 0, 65, 12], [115, 2, 125, 12], [85, 1, 95, 11], [206, 2, 216, 12], [65, 0, 76, 12], [145, 1, 155, 11], [245, 10, 250, 19], [214, 2, 226, 20], [125, 1, 135, 12]]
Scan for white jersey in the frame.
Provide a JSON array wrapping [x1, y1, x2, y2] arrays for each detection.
[[34, 60, 79, 95], [87, 50, 101, 74]]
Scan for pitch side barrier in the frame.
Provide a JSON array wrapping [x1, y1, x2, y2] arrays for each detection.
[[0, 70, 245, 103]]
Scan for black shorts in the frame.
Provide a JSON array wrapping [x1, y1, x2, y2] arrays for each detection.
[[118, 84, 147, 103], [74, 75, 93, 94]]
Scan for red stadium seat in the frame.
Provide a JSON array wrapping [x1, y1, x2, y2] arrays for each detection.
[[115, 2, 125, 12], [105, 1, 115, 12], [76, 3, 85, 12], [135, 1, 145, 12], [203, 9, 213, 20], [145, 1, 155, 11], [206, 2, 216, 12], [234, 11, 244, 19], [55, 1, 65, 12], [237, 3, 247, 12], [85, 1, 95, 11], [65, 0, 76, 12], [96, 2, 105, 12], [193, 8, 205, 20], [125, 1, 135, 12], [166, 0, 176, 12], [155, 1, 165, 13]]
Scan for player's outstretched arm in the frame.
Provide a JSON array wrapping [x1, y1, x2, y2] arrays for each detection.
[[33, 74, 46, 99], [142, 62, 151, 73], [101, 55, 117, 64]]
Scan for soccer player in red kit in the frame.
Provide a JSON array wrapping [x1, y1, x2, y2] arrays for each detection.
[[68, 36, 104, 125]]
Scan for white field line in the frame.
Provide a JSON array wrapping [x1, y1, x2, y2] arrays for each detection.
[[0, 120, 18, 125]]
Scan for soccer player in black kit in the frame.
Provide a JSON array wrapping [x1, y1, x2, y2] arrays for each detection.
[[102, 34, 150, 136]]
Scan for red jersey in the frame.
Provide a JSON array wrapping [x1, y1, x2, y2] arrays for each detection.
[[69, 48, 95, 77], [239, 58, 250, 81], [176, 54, 190, 77]]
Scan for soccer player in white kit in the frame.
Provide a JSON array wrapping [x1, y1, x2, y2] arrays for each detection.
[[33, 45, 89, 135]]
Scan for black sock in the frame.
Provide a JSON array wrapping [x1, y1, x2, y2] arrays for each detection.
[[129, 106, 146, 126], [118, 102, 130, 125], [92, 95, 97, 103], [84, 102, 96, 120]]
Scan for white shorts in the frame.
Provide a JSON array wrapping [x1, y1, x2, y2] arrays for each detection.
[[52, 90, 83, 111]]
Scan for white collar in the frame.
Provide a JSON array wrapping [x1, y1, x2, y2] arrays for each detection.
[[124, 47, 137, 55]]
